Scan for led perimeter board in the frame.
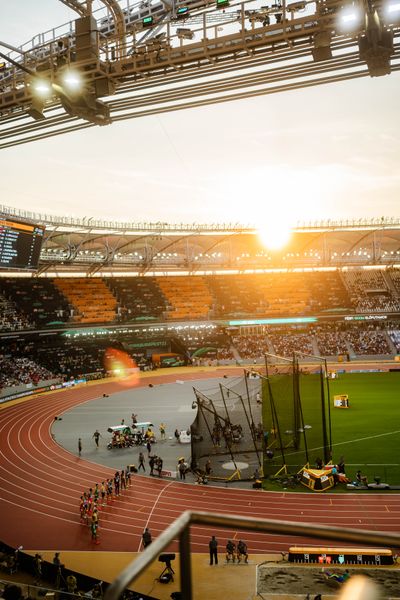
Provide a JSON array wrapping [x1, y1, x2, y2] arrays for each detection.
[[0, 217, 45, 270]]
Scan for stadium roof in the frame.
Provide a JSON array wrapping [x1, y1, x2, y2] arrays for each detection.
[[1, 205, 400, 275]]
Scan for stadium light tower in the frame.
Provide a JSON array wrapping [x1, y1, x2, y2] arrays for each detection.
[[1, 0, 114, 125], [358, 5, 394, 76]]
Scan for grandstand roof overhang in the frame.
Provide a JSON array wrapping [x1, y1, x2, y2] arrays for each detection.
[[1, 206, 400, 275]]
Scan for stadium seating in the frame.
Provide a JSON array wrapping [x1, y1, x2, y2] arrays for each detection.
[[157, 276, 213, 320], [174, 325, 233, 361], [208, 272, 352, 318], [0, 292, 32, 331], [106, 277, 167, 321], [0, 270, 398, 331], [232, 335, 269, 360], [54, 278, 117, 323], [306, 271, 352, 312], [388, 329, 400, 353], [0, 349, 54, 389], [269, 333, 314, 357], [341, 270, 399, 313], [314, 326, 349, 356], [0, 279, 69, 329]]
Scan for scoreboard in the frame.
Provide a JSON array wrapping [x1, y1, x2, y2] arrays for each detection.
[[0, 217, 45, 270]]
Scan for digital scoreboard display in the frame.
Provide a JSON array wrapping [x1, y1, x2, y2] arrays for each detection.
[[0, 217, 45, 270]]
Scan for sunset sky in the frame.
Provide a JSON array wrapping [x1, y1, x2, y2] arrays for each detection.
[[0, 0, 399, 227]]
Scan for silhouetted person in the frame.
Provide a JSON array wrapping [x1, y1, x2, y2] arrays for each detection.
[[209, 536, 218, 565], [142, 528, 152, 548]]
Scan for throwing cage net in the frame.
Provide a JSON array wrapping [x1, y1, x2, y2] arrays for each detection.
[[191, 375, 263, 481], [263, 354, 332, 477]]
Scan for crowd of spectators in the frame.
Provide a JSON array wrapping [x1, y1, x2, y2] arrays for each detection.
[[230, 323, 396, 359], [174, 326, 234, 361], [0, 279, 70, 329], [389, 269, 400, 295], [354, 295, 399, 313], [232, 335, 269, 360], [0, 356, 54, 390], [341, 270, 400, 313], [50, 343, 105, 378], [388, 329, 400, 352], [313, 326, 349, 356], [0, 271, 399, 332], [342, 328, 391, 355], [268, 333, 313, 357], [0, 294, 31, 332]]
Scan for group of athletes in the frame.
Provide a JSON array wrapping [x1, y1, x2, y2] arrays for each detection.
[[226, 540, 249, 563], [79, 469, 132, 544]]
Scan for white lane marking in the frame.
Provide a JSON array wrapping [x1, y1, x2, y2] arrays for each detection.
[[137, 481, 175, 552]]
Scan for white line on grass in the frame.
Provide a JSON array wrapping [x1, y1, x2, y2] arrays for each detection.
[[284, 429, 400, 458]]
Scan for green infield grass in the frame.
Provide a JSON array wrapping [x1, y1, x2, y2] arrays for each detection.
[[263, 371, 400, 487]]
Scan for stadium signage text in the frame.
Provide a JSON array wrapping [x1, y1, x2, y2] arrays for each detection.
[[228, 317, 318, 326]]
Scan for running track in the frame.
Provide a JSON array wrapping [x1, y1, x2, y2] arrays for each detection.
[[1, 370, 400, 553]]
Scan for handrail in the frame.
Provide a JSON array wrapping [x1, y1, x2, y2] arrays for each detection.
[[0, 580, 82, 600], [104, 510, 400, 600]]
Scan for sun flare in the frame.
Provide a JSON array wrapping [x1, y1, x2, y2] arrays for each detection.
[[257, 222, 292, 250]]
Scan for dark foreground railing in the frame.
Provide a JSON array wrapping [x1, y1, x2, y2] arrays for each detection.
[[104, 510, 400, 600]]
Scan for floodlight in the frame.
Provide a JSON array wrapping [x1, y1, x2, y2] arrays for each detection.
[[32, 79, 52, 98], [176, 27, 194, 39], [387, 1, 400, 12], [28, 97, 46, 121], [337, 5, 362, 32], [61, 70, 82, 92], [383, 1, 400, 23]]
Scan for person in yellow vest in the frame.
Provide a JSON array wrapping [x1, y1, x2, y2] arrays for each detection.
[[159, 423, 166, 440]]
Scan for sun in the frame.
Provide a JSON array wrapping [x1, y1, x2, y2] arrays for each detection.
[[257, 221, 292, 250]]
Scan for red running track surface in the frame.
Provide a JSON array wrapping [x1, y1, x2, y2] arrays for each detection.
[[0, 371, 399, 553]]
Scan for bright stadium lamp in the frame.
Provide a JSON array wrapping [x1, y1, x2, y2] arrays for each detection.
[[384, 1, 400, 22], [387, 1, 400, 12], [31, 78, 53, 98], [61, 70, 82, 93], [337, 5, 363, 32]]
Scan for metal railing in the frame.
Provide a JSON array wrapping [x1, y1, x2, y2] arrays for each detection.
[[104, 510, 400, 600], [1, 204, 400, 233], [0, 580, 83, 600]]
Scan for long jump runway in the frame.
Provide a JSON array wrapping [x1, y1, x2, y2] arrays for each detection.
[[0, 369, 399, 553]]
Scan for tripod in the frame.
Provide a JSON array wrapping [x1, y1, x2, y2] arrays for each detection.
[[158, 561, 175, 583]]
